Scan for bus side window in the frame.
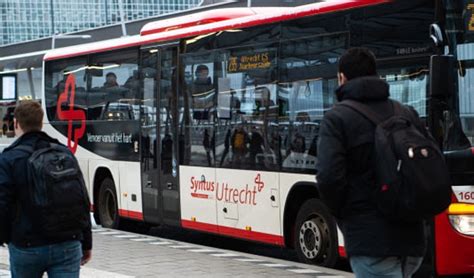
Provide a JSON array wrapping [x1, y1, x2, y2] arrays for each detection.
[[88, 49, 139, 121], [45, 59, 88, 123], [215, 47, 278, 171], [181, 57, 216, 167], [278, 34, 342, 173]]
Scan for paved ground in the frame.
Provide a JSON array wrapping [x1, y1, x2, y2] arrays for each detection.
[[0, 227, 353, 278]]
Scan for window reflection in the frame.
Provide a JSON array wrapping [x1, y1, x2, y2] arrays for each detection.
[[215, 47, 278, 170], [279, 79, 337, 173], [181, 46, 279, 170], [279, 34, 344, 173], [88, 50, 139, 121], [45, 49, 140, 123], [182, 55, 216, 167], [453, 43, 474, 147], [46, 58, 88, 121], [380, 67, 428, 117], [141, 52, 158, 172]]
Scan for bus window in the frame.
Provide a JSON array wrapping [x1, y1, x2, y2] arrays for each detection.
[[88, 49, 139, 121], [215, 46, 278, 170], [279, 34, 343, 173], [45, 57, 88, 122], [181, 53, 216, 167], [379, 66, 428, 118]]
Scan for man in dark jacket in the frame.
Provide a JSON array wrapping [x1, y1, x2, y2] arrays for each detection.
[[316, 48, 425, 277], [0, 100, 92, 277]]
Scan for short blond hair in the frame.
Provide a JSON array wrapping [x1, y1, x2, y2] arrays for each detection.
[[14, 100, 43, 132]]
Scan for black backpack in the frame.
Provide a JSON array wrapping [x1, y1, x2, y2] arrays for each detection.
[[16, 142, 90, 238], [340, 100, 452, 222]]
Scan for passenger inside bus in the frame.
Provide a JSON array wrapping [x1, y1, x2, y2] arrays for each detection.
[[291, 133, 306, 154], [124, 70, 139, 91], [193, 65, 213, 94], [282, 131, 318, 170], [103, 72, 119, 89]]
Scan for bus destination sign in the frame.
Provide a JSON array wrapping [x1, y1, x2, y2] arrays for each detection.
[[228, 51, 274, 73]]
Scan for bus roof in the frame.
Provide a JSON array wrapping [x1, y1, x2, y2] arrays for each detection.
[[140, 7, 274, 36], [44, 0, 388, 61]]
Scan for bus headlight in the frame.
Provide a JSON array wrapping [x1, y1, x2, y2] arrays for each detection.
[[448, 203, 474, 236]]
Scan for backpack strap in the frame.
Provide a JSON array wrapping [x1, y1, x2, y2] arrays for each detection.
[[391, 100, 404, 115], [338, 99, 385, 125]]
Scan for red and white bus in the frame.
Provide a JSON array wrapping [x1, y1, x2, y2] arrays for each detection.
[[41, 0, 474, 275]]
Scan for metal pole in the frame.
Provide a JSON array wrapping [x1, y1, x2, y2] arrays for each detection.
[[50, 0, 55, 35], [27, 68, 36, 100], [105, 0, 109, 25], [247, 0, 251, 7], [118, 0, 127, 37]]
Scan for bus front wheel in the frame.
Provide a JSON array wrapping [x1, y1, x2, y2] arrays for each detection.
[[98, 178, 120, 229], [294, 198, 338, 267]]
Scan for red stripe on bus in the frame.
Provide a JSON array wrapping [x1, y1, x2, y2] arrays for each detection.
[[118, 209, 144, 221], [181, 219, 219, 233], [190, 193, 210, 199], [181, 220, 285, 246]]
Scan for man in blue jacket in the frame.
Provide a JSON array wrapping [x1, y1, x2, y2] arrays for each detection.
[[0, 100, 92, 277], [316, 48, 426, 277]]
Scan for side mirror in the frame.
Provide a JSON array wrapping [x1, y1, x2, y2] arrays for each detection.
[[429, 55, 455, 97]]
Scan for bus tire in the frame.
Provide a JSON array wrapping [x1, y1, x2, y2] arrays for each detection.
[[98, 178, 120, 229], [294, 198, 338, 267]]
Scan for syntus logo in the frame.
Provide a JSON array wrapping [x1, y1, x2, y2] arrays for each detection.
[[190, 175, 215, 199], [190, 173, 265, 206], [56, 74, 86, 154]]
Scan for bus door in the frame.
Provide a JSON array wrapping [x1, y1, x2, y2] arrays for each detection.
[[140, 45, 181, 226], [140, 47, 161, 225], [158, 45, 180, 225]]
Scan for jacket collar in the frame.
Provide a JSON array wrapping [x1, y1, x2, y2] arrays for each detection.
[[336, 76, 390, 102], [4, 131, 58, 152]]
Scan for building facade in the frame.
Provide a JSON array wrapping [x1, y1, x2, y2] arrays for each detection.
[[0, 0, 202, 46]]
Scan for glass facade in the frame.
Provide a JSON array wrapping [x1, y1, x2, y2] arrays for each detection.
[[0, 0, 202, 46]]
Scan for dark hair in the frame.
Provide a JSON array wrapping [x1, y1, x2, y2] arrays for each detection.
[[14, 100, 43, 132], [338, 47, 377, 80], [106, 72, 117, 78], [195, 64, 209, 74]]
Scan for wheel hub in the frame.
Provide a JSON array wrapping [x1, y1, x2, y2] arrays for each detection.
[[299, 218, 322, 259]]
